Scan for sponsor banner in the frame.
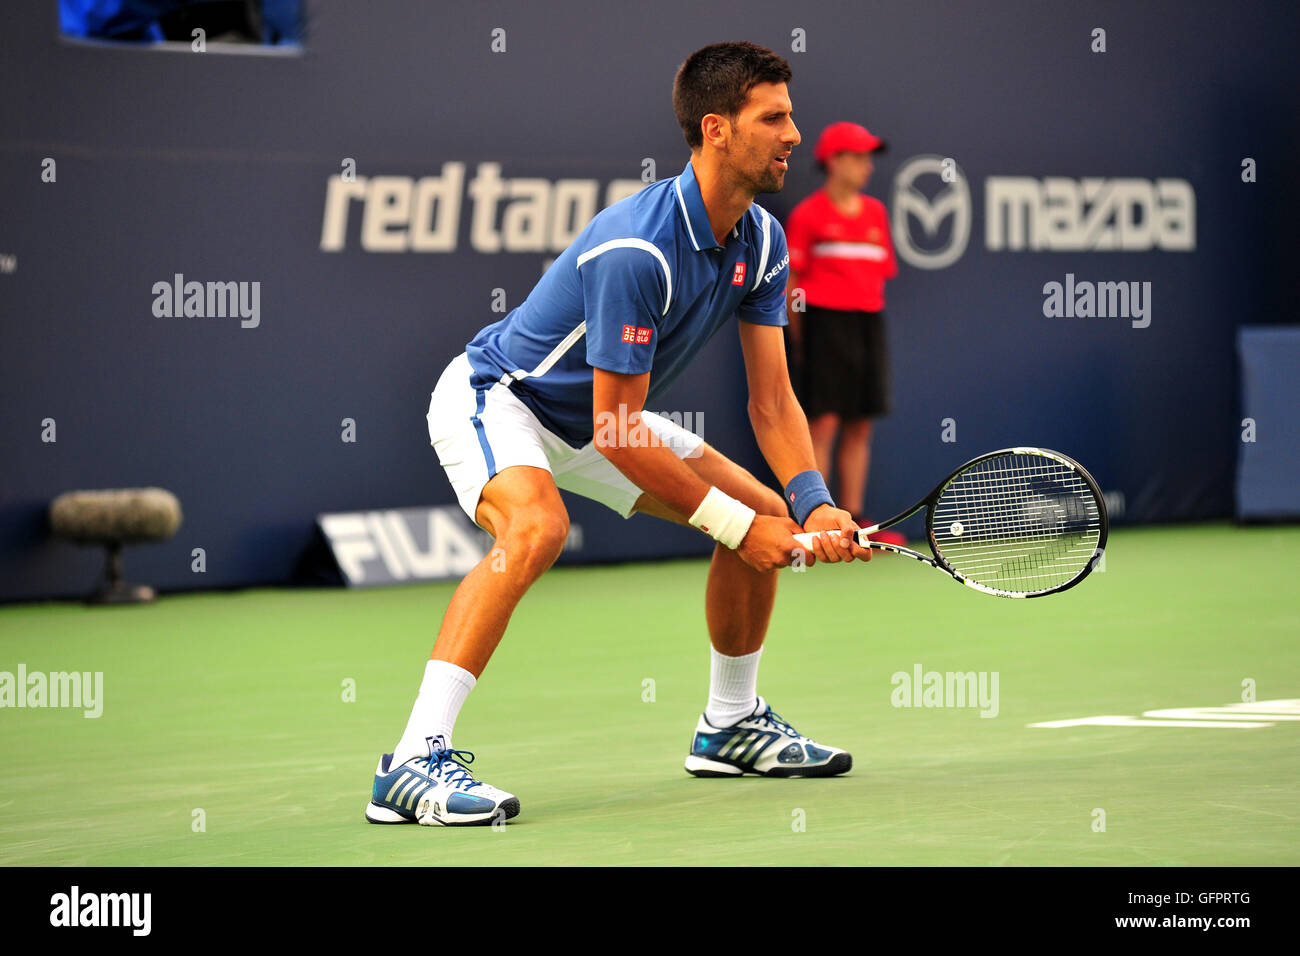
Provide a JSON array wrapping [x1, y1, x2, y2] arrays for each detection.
[[320, 163, 645, 254], [318, 506, 582, 587], [890, 154, 1196, 269]]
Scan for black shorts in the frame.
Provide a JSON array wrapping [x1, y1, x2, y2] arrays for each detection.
[[796, 305, 891, 419]]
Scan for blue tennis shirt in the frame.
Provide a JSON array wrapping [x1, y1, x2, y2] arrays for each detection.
[[465, 159, 791, 448]]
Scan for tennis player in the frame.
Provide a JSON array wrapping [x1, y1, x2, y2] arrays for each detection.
[[366, 41, 871, 828]]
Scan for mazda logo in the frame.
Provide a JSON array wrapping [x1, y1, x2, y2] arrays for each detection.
[[891, 155, 971, 270]]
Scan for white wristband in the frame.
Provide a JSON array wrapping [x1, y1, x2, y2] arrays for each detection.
[[688, 486, 757, 550]]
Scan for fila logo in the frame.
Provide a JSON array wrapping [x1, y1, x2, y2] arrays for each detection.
[[731, 261, 747, 285], [321, 508, 581, 586], [622, 324, 652, 344], [319, 506, 485, 584]]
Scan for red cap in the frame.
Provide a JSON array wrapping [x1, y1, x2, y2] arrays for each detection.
[[814, 122, 886, 163]]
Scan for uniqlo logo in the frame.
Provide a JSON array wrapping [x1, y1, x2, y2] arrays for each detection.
[[622, 324, 652, 344], [731, 262, 747, 285]]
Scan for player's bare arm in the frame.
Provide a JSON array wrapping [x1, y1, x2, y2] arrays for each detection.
[[592, 366, 807, 573], [738, 320, 870, 564]]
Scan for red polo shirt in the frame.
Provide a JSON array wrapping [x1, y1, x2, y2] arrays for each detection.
[[785, 189, 897, 312]]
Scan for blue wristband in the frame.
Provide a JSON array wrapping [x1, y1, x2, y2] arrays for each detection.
[[783, 470, 835, 526]]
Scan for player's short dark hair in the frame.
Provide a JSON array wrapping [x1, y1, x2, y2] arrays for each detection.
[[673, 42, 793, 151]]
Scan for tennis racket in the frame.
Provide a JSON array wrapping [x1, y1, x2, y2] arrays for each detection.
[[793, 447, 1108, 598]]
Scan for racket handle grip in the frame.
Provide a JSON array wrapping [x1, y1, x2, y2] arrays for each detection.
[[793, 529, 864, 549]]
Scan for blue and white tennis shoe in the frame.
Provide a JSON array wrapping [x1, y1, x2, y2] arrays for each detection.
[[365, 742, 520, 826], [685, 697, 852, 777]]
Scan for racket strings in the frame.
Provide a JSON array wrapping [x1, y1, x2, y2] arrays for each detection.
[[930, 454, 1102, 595]]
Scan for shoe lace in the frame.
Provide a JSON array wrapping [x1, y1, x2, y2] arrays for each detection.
[[754, 705, 799, 738], [424, 748, 482, 791]]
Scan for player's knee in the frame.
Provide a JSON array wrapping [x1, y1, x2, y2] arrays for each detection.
[[501, 510, 569, 568]]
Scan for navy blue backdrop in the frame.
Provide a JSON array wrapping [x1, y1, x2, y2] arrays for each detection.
[[2, 1, 1297, 601]]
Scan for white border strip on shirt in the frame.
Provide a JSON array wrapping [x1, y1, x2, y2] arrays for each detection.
[[499, 239, 672, 386], [673, 177, 702, 252], [752, 206, 771, 291], [499, 320, 588, 385], [575, 238, 672, 316]]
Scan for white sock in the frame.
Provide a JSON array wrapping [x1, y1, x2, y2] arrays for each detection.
[[705, 646, 762, 728], [391, 659, 477, 767]]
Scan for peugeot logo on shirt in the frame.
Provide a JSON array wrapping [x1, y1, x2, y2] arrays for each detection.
[[890, 154, 972, 270]]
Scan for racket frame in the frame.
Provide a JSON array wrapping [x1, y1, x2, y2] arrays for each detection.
[[794, 447, 1109, 598]]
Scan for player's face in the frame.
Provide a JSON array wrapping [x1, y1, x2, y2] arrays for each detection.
[[726, 82, 800, 195]]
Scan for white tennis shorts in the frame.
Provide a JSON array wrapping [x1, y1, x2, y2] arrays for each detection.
[[427, 353, 705, 528]]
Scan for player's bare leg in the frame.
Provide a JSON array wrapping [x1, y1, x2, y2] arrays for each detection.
[[836, 417, 873, 515], [808, 411, 840, 481], [636, 444, 855, 778], [631, 442, 786, 656], [431, 464, 570, 677], [370, 465, 565, 827]]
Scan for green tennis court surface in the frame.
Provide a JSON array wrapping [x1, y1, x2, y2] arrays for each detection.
[[1, 523, 1296, 866]]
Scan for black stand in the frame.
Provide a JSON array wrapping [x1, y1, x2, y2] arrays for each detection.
[[86, 541, 155, 605]]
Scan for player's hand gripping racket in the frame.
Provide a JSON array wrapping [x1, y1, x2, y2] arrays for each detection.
[[793, 447, 1108, 598]]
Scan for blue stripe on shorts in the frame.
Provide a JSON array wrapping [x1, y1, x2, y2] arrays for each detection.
[[471, 388, 498, 479]]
